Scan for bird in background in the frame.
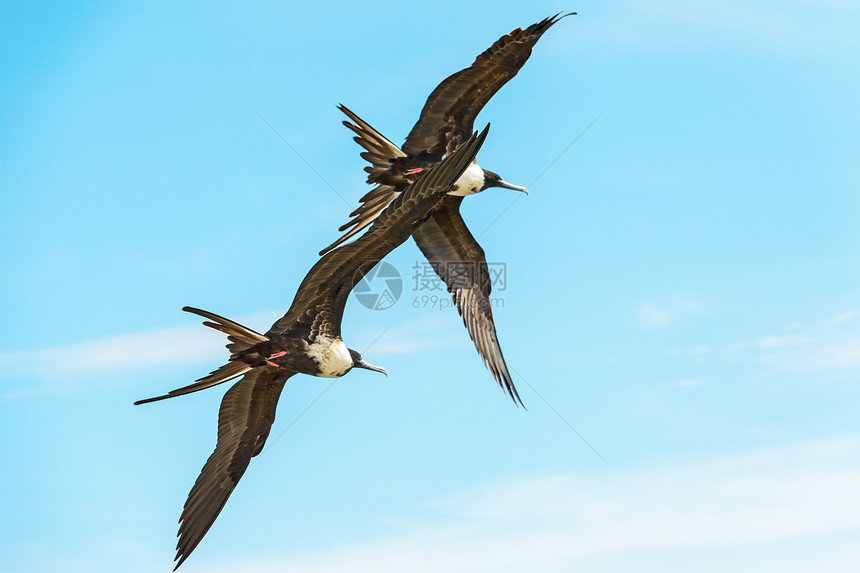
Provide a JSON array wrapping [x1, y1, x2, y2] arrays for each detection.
[[134, 128, 488, 569], [321, 12, 575, 407]]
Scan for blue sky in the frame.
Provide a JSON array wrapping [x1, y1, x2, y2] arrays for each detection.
[[2, 1, 859, 571]]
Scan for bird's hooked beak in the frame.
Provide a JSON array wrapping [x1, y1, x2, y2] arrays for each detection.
[[481, 169, 529, 195], [354, 358, 387, 377], [496, 179, 529, 194]]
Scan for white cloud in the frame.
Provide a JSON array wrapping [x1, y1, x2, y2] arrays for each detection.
[[0, 310, 471, 381], [757, 309, 860, 373], [758, 335, 809, 348], [675, 377, 707, 388], [829, 310, 859, 324], [804, 339, 860, 369], [668, 345, 709, 357], [637, 302, 672, 328], [370, 334, 463, 356], [636, 296, 705, 329], [0, 310, 279, 380], [191, 435, 860, 573], [361, 316, 466, 356], [0, 310, 469, 400], [574, 0, 860, 55]]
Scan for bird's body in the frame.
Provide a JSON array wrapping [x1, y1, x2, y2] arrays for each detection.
[[367, 151, 492, 196], [448, 161, 487, 196], [230, 332, 350, 375], [135, 128, 488, 569], [321, 12, 574, 406], [303, 334, 353, 376]]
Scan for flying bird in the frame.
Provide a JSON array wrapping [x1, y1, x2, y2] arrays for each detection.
[[135, 128, 488, 569], [321, 12, 575, 407]]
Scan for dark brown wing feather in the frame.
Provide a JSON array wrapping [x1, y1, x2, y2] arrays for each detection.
[[412, 197, 523, 406], [327, 14, 570, 259], [402, 13, 572, 158], [318, 184, 398, 255], [173, 368, 294, 569], [153, 139, 496, 564], [271, 126, 489, 342]]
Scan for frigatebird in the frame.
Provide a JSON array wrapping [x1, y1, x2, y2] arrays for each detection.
[[320, 12, 574, 407], [134, 128, 488, 569]]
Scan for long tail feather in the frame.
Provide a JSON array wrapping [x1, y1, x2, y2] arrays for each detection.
[[134, 361, 252, 405], [182, 306, 266, 353]]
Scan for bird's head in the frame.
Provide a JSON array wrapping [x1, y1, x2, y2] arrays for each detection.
[[348, 349, 388, 376], [481, 169, 529, 194]]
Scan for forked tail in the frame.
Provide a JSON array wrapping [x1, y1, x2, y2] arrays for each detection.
[[133, 307, 267, 405]]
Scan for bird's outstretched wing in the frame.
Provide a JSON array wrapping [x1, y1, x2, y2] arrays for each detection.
[[272, 126, 489, 341], [165, 132, 487, 567], [326, 108, 522, 404], [402, 12, 573, 158], [412, 196, 523, 406], [173, 367, 294, 570], [324, 14, 570, 255]]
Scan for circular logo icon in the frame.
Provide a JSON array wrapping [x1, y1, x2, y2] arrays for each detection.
[[353, 261, 403, 311]]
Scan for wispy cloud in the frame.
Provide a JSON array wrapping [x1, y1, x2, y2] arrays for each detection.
[[636, 296, 705, 329], [670, 308, 860, 377], [801, 339, 860, 370], [830, 310, 859, 324], [675, 377, 707, 388], [362, 316, 466, 356], [0, 310, 279, 380], [758, 335, 809, 349], [193, 435, 860, 573], [636, 302, 672, 328], [757, 309, 860, 373], [575, 0, 860, 55], [0, 310, 469, 401]]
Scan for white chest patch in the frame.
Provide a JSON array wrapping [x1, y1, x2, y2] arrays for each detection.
[[448, 162, 484, 196], [307, 335, 353, 377]]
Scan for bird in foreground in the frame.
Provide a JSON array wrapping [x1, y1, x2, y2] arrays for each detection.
[[134, 128, 488, 569], [320, 12, 575, 407]]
